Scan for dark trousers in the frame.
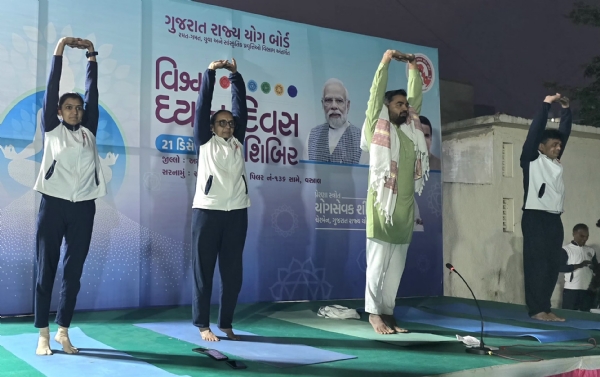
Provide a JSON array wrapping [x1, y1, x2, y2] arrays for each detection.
[[34, 194, 96, 328], [522, 209, 563, 316], [191, 208, 248, 329], [562, 289, 594, 311]]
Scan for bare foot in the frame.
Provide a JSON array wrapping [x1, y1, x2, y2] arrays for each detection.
[[531, 312, 552, 321], [54, 326, 78, 354], [200, 328, 220, 342], [219, 328, 241, 341], [36, 327, 53, 356], [369, 314, 394, 334], [382, 314, 409, 333], [546, 312, 566, 322]]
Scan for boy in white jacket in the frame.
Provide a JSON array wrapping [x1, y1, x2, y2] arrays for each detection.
[[560, 223, 597, 311]]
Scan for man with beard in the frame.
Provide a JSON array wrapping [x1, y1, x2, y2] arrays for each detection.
[[307, 78, 363, 164], [360, 49, 429, 334]]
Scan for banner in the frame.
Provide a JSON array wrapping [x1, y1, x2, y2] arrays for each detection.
[[0, 0, 141, 314], [0, 0, 442, 315]]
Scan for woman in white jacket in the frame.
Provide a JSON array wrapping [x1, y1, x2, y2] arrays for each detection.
[[34, 37, 106, 356], [191, 58, 249, 342]]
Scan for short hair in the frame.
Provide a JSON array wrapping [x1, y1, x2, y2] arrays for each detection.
[[322, 78, 349, 101], [210, 109, 233, 125], [540, 129, 563, 145], [573, 223, 589, 233], [419, 116, 432, 135], [58, 92, 83, 108], [384, 89, 407, 106]]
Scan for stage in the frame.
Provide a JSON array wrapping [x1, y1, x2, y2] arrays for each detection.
[[2, 296, 600, 377]]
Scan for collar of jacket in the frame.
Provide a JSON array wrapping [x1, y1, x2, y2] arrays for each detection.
[[62, 121, 81, 131]]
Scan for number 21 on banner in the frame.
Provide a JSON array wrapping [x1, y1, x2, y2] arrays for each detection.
[[155, 134, 196, 155]]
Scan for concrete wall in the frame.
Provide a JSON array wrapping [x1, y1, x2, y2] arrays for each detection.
[[442, 115, 600, 308]]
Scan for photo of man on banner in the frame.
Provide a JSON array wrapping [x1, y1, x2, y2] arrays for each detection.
[[306, 78, 365, 165]]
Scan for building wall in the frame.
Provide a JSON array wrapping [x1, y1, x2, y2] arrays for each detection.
[[442, 116, 600, 308]]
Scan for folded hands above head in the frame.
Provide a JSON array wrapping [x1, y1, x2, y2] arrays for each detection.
[[208, 58, 237, 74], [59, 37, 94, 51]]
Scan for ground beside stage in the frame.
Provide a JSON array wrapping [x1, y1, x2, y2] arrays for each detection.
[[2, 296, 600, 377]]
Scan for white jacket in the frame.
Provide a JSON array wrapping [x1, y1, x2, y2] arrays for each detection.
[[33, 123, 106, 202], [524, 152, 565, 213], [192, 135, 250, 211], [564, 243, 596, 290]]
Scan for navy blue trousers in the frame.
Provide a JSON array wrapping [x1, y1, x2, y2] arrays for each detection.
[[522, 209, 563, 316], [191, 208, 247, 329], [34, 194, 96, 328], [562, 289, 594, 311]]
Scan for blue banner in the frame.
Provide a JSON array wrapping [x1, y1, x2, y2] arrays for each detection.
[[0, 0, 442, 315]]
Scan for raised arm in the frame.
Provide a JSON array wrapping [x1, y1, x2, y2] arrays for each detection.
[[226, 59, 248, 143], [193, 62, 220, 151], [42, 38, 74, 133], [363, 52, 391, 147], [520, 95, 557, 167], [80, 39, 99, 136], [407, 58, 423, 115], [557, 97, 572, 159]]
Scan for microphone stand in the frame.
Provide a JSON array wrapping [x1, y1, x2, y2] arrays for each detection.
[[448, 265, 493, 355]]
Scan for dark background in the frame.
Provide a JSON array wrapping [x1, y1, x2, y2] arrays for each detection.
[[195, 0, 600, 122]]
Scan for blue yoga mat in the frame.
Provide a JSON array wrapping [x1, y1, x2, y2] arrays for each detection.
[[394, 306, 589, 343], [0, 328, 186, 377], [422, 302, 600, 331], [135, 321, 356, 368]]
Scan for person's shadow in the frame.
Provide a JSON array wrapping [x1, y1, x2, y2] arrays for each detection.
[[504, 235, 525, 305]]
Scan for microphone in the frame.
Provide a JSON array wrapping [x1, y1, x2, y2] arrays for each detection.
[[445, 263, 492, 355]]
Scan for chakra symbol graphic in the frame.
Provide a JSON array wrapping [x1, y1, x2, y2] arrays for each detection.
[[356, 248, 367, 273], [274, 84, 284, 96], [261, 82, 271, 94], [427, 182, 442, 217], [143, 172, 162, 191], [219, 76, 230, 89], [247, 80, 258, 92], [270, 258, 333, 301], [271, 205, 299, 237]]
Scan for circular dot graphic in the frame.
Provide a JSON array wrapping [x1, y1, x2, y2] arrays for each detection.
[[275, 84, 284, 96], [219, 76, 230, 89], [261, 82, 271, 94], [287, 85, 298, 98]]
